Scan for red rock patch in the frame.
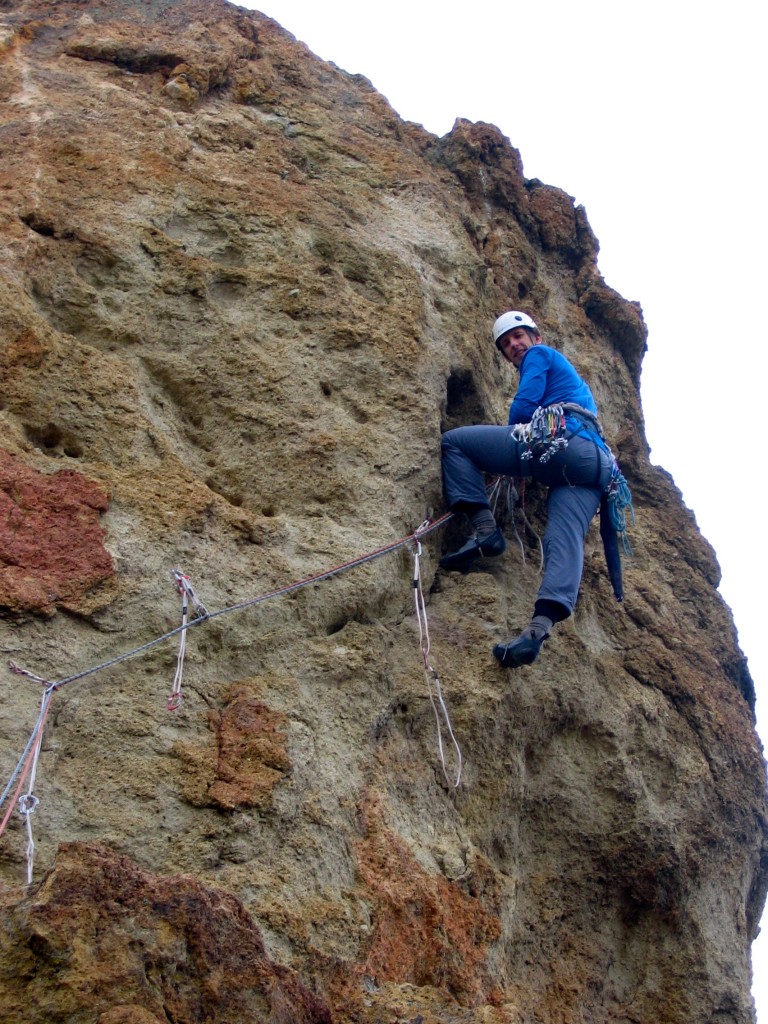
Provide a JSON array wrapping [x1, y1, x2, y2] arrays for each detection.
[[0, 448, 114, 617]]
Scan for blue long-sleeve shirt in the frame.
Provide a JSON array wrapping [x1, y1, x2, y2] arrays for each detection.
[[508, 344, 607, 451]]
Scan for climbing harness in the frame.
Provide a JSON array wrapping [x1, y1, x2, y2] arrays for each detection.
[[513, 402, 605, 461], [510, 400, 636, 604], [411, 522, 462, 788], [0, 512, 460, 881]]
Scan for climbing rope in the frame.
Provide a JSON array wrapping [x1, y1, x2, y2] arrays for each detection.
[[25, 513, 452, 696], [19, 690, 47, 886], [605, 464, 635, 553], [411, 523, 462, 788], [0, 683, 55, 884], [0, 513, 458, 879]]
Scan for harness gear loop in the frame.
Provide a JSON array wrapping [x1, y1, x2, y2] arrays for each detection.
[[513, 404, 569, 462]]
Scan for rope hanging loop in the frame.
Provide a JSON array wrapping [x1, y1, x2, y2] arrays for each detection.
[[409, 535, 463, 789]]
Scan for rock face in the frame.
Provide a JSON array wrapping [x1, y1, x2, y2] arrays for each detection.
[[0, 2, 765, 1022]]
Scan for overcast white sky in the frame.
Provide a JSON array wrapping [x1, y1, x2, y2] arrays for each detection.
[[239, 1, 767, 1015]]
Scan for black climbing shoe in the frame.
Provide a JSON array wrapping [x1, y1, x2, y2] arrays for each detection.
[[439, 528, 506, 571], [493, 631, 547, 668]]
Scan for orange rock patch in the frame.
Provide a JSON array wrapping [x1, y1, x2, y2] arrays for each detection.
[[337, 788, 503, 1010], [174, 682, 291, 810]]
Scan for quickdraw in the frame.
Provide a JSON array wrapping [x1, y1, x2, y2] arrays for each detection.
[[167, 569, 210, 711], [513, 404, 570, 463]]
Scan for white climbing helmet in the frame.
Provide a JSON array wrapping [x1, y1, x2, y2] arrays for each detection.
[[492, 310, 539, 343]]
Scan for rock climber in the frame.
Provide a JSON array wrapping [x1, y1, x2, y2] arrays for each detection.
[[440, 310, 627, 668]]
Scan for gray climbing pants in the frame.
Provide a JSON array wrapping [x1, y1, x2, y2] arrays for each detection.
[[441, 425, 613, 614]]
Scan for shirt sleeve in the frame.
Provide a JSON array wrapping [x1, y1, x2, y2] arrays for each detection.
[[507, 348, 550, 425]]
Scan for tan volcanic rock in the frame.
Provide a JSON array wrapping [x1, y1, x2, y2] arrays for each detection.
[[0, 2, 765, 1023]]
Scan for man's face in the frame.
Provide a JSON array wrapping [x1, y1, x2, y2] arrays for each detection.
[[498, 327, 537, 367]]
